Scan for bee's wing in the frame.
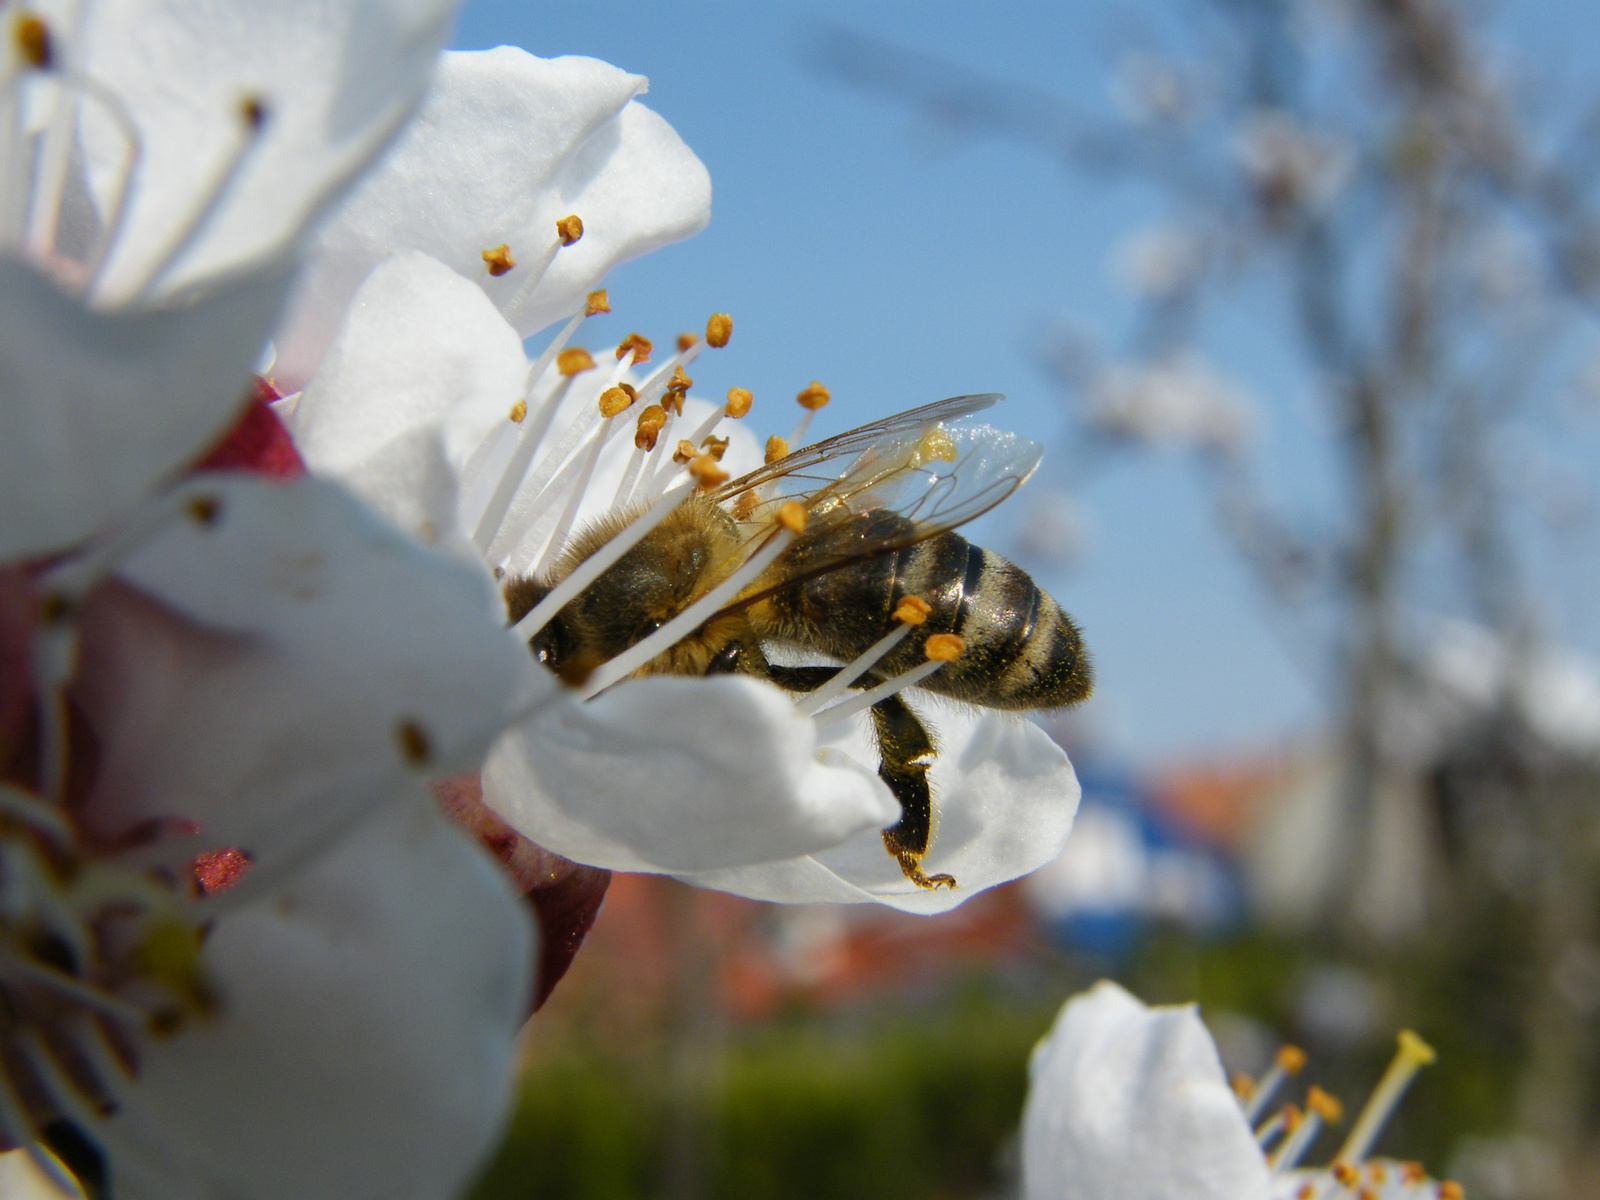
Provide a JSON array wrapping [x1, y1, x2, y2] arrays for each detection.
[[705, 393, 1004, 503], [708, 401, 1042, 608]]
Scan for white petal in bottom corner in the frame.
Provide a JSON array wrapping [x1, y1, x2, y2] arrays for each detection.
[[482, 675, 900, 873], [680, 707, 1079, 914], [101, 794, 534, 1200], [1021, 981, 1271, 1200]]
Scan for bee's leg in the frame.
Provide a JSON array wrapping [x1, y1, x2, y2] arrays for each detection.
[[704, 641, 744, 675], [763, 665, 956, 891], [869, 695, 957, 891]]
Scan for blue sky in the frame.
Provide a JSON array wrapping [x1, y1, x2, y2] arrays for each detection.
[[453, 0, 1600, 763]]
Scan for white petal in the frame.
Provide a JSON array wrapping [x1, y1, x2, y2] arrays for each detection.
[[61, 0, 457, 301], [1020, 981, 1271, 1200], [0, 258, 286, 560], [72, 475, 546, 856], [680, 707, 1080, 913], [290, 250, 529, 557], [275, 48, 711, 384], [103, 793, 534, 1200], [0, 1149, 81, 1199], [481, 675, 899, 873]]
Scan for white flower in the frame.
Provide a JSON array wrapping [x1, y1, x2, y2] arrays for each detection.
[[1022, 981, 1462, 1200], [1, 472, 539, 1200], [273, 46, 712, 389], [0, 0, 459, 559], [0, 5, 553, 1194], [284, 47, 1082, 915]]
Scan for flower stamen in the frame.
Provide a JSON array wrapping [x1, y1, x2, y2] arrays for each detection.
[[795, 596, 931, 716], [785, 380, 831, 447], [1334, 1030, 1436, 1167], [512, 480, 696, 642], [812, 634, 965, 730], [1244, 1043, 1307, 1121], [579, 523, 801, 698]]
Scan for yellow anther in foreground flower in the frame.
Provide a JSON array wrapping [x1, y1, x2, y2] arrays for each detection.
[[555, 214, 584, 246], [725, 387, 753, 418], [677, 332, 698, 352], [481, 244, 516, 276], [673, 439, 698, 465], [1278, 1045, 1308, 1075], [705, 313, 732, 347], [925, 633, 965, 661], [597, 386, 633, 418], [509, 399, 528, 424], [395, 718, 432, 767], [765, 435, 788, 464], [1332, 1163, 1359, 1186], [1306, 1086, 1343, 1124], [635, 404, 667, 450], [14, 14, 51, 67], [732, 489, 760, 521], [776, 501, 807, 534], [616, 332, 652, 363], [894, 595, 932, 625], [1438, 1182, 1464, 1200], [585, 289, 610, 315], [558, 347, 596, 376], [687, 454, 729, 490], [700, 435, 730, 461], [796, 380, 831, 410], [1397, 1029, 1437, 1067]]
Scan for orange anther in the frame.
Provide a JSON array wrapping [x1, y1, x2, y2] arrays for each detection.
[[796, 380, 831, 410], [557, 347, 596, 376], [481, 244, 516, 276], [673, 439, 699, 465], [894, 596, 932, 625], [687, 455, 729, 490], [556, 214, 584, 245], [509, 399, 528, 424], [924, 633, 965, 661], [725, 387, 753, 418], [616, 332, 653, 364], [700, 435, 730, 461], [1306, 1086, 1344, 1124], [765, 435, 788, 464], [705, 313, 732, 347], [585, 289, 610, 315], [776, 501, 807, 534], [597, 386, 633, 418], [634, 404, 667, 450], [15, 15, 51, 68], [732, 489, 760, 521], [1277, 1045, 1308, 1075], [676, 332, 698, 352]]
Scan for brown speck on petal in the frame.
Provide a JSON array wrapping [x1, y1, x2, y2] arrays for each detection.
[[434, 774, 611, 1012]]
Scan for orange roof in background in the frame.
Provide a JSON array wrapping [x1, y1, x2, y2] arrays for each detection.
[[1149, 748, 1300, 852]]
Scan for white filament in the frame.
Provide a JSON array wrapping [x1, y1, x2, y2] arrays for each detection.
[[579, 528, 797, 699], [811, 657, 948, 731], [794, 623, 915, 716], [513, 480, 696, 640]]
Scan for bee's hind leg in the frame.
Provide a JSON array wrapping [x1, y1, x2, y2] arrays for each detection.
[[869, 694, 956, 891], [764, 666, 956, 892]]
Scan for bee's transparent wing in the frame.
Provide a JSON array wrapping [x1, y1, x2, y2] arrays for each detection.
[[709, 412, 1042, 610], [706, 393, 1004, 504]]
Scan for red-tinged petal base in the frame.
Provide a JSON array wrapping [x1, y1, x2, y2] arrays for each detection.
[[193, 379, 305, 478], [435, 773, 610, 1012]]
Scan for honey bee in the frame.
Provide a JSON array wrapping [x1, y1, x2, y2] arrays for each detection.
[[503, 395, 1091, 890]]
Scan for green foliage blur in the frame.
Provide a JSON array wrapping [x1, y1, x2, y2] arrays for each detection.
[[468, 926, 1526, 1200]]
